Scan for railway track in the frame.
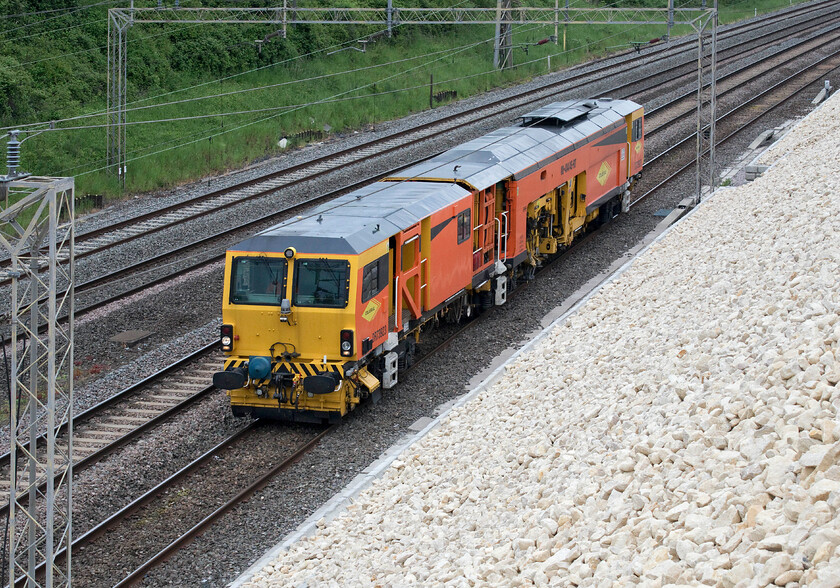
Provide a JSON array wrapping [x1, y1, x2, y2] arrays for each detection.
[[0, 343, 223, 519]]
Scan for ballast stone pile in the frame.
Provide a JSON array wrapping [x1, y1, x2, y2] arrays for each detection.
[[245, 93, 840, 587]]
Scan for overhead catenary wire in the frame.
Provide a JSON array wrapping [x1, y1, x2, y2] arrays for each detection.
[[47, 16, 647, 136], [4, 19, 404, 131], [26, 4, 652, 177], [72, 25, 517, 177], [0, 15, 104, 44], [6, 16, 509, 135], [0, 0, 117, 38], [2, 41, 493, 132], [63, 18, 644, 177]]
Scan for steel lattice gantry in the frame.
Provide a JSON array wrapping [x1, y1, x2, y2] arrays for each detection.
[[108, 5, 708, 26], [1, 176, 74, 588], [106, 3, 717, 204]]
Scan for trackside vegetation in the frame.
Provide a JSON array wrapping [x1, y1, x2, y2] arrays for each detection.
[[0, 0, 809, 204]]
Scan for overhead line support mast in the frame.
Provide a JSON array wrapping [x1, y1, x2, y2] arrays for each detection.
[[0, 170, 75, 588]]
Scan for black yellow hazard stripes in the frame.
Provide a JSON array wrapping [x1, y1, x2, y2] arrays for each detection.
[[274, 362, 342, 377], [222, 358, 342, 377]]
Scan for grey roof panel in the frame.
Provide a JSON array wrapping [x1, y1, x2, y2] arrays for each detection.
[[574, 120, 602, 139], [590, 112, 618, 130], [498, 153, 539, 175], [604, 99, 639, 116], [523, 142, 560, 162], [388, 97, 640, 189], [561, 127, 588, 144], [232, 181, 470, 255]]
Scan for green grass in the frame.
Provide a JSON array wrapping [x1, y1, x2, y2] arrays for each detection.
[[1, 0, 813, 207]]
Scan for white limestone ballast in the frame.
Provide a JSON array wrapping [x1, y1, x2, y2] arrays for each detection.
[[244, 92, 840, 588]]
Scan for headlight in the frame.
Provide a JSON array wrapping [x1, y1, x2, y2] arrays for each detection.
[[340, 329, 354, 357], [220, 324, 234, 352]]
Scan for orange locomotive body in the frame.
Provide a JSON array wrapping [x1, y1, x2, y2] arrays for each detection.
[[213, 98, 644, 422]]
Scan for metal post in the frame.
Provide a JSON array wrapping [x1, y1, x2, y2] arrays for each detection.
[[564, 0, 569, 51], [498, 0, 513, 69], [3, 175, 75, 588], [107, 12, 129, 186], [668, 0, 674, 41], [504, 2, 513, 69], [493, 0, 514, 69], [707, 5, 718, 193], [387, 0, 393, 38], [27, 253, 37, 586], [494, 0, 502, 69]]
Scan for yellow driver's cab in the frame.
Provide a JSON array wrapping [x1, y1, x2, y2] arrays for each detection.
[[213, 180, 470, 422], [212, 197, 394, 422]]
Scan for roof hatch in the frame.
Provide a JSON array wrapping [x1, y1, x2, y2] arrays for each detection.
[[520, 99, 600, 127]]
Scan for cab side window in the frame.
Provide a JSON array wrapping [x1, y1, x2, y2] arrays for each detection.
[[632, 118, 643, 142], [457, 210, 471, 244], [361, 253, 389, 303]]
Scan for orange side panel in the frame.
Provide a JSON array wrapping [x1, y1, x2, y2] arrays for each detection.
[[426, 197, 473, 309], [585, 150, 620, 206], [504, 181, 528, 262]]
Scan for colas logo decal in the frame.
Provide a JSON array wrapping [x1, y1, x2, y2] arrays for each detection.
[[597, 161, 611, 186], [362, 298, 381, 321]]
